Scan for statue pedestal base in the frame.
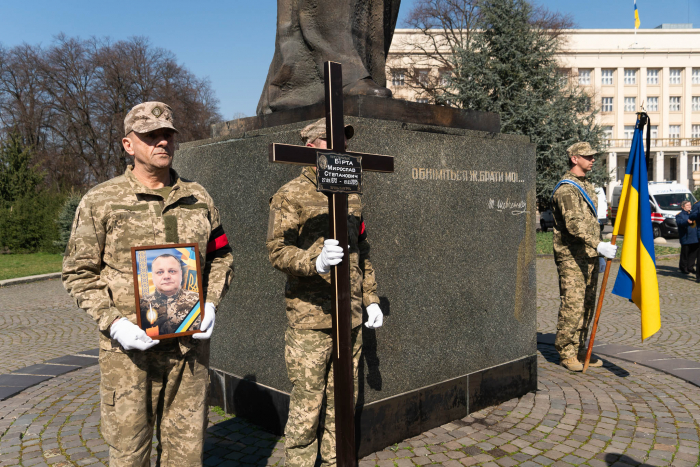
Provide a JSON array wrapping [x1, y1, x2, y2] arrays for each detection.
[[175, 101, 536, 456]]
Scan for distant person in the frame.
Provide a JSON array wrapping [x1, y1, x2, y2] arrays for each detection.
[[140, 254, 201, 335], [676, 200, 698, 275], [550, 142, 617, 372]]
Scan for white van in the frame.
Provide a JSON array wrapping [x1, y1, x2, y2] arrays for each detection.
[[610, 181, 696, 238]]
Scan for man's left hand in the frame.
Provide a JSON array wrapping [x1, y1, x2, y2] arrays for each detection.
[[365, 303, 383, 329], [193, 303, 216, 340]]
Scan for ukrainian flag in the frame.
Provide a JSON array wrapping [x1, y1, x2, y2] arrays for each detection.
[[634, 1, 641, 29], [611, 117, 660, 341]]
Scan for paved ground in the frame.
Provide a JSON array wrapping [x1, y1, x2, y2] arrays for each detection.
[[538, 258, 700, 363], [1, 259, 699, 467], [0, 280, 97, 374]]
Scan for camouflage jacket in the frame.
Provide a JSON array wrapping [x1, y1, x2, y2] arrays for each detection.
[[140, 289, 201, 336], [266, 166, 380, 330], [552, 171, 601, 262], [62, 166, 234, 353]]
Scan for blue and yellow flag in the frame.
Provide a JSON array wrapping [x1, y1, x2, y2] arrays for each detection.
[[634, 0, 641, 29], [611, 118, 660, 341]]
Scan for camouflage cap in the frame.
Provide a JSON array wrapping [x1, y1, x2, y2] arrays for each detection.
[[300, 118, 354, 144], [124, 101, 179, 136], [567, 142, 597, 157]]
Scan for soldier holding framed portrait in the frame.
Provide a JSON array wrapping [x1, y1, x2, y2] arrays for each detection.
[[62, 102, 234, 467]]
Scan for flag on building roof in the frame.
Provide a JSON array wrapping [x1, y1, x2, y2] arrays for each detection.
[[634, 0, 641, 29], [611, 116, 660, 341]]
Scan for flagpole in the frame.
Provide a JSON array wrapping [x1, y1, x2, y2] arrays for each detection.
[[582, 235, 616, 373], [583, 110, 651, 372]]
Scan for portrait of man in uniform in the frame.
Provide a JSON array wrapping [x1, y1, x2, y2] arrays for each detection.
[[134, 246, 204, 338]]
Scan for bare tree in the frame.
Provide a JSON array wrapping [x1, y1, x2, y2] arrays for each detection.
[[394, 0, 574, 105], [0, 35, 222, 189]]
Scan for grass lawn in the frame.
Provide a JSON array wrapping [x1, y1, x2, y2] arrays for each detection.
[[536, 231, 679, 257], [0, 253, 63, 281]]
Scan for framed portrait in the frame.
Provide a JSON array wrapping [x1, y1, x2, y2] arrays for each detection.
[[131, 244, 205, 340]]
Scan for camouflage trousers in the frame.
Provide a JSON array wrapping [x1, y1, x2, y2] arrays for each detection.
[[284, 326, 362, 467], [555, 257, 599, 360], [99, 341, 210, 467]]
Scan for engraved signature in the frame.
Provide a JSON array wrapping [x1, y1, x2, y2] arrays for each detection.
[[488, 198, 529, 216]]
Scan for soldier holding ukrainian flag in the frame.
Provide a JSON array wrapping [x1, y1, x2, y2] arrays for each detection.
[[62, 102, 234, 466], [551, 142, 618, 372]]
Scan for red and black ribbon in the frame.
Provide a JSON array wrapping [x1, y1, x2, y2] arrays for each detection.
[[207, 225, 229, 258], [358, 217, 367, 243]]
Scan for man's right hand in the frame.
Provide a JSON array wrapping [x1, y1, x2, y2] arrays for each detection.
[[110, 318, 159, 351], [316, 239, 344, 274], [597, 242, 617, 259]]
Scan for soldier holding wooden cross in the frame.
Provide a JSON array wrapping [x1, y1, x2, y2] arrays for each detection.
[[267, 119, 384, 467]]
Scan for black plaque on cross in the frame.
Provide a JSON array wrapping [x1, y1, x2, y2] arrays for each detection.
[[269, 61, 394, 466]]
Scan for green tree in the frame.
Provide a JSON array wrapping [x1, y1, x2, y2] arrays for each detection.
[[0, 133, 44, 207], [54, 190, 82, 253], [0, 134, 63, 253], [414, 0, 606, 208]]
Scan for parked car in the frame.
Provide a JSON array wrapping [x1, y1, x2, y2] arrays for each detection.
[[610, 181, 696, 238], [540, 209, 554, 232]]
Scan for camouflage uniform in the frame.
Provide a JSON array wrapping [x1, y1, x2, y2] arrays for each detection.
[[63, 161, 234, 466], [552, 170, 601, 361], [140, 289, 202, 336], [267, 166, 379, 467]]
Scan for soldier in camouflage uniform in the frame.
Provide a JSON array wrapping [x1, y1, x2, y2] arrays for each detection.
[[552, 142, 617, 372], [267, 119, 384, 467], [62, 102, 234, 467]]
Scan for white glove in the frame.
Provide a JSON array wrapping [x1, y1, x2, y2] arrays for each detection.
[[599, 257, 606, 273], [596, 242, 617, 259], [110, 317, 159, 351], [365, 303, 384, 329], [316, 239, 344, 274], [193, 303, 216, 340]]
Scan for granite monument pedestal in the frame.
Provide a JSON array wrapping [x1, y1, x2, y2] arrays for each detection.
[[174, 97, 537, 456]]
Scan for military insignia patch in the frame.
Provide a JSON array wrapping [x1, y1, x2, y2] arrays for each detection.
[[152, 107, 163, 117]]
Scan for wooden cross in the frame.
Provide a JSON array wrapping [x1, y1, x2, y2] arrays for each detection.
[[269, 61, 394, 466]]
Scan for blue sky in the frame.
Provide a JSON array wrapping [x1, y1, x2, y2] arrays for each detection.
[[0, 1, 698, 122]]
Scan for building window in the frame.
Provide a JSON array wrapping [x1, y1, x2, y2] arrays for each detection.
[[693, 97, 700, 111], [647, 69, 659, 85], [670, 68, 682, 85], [602, 97, 614, 112], [624, 69, 637, 85], [670, 96, 681, 112], [624, 97, 636, 112], [694, 155, 700, 172], [650, 125, 658, 146], [669, 125, 681, 139], [602, 69, 614, 85], [439, 70, 451, 87], [391, 70, 405, 86], [416, 98, 430, 104], [647, 97, 659, 112], [602, 126, 613, 146], [693, 68, 700, 85], [416, 69, 430, 85], [578, 69, 591, 85], [692, 125, 700, 138], [624, 126, 635, 140]]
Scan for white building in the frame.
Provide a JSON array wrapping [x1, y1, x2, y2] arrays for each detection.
[[386, 26, 700, 198]]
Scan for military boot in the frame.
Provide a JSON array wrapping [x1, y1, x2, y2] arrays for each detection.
[[560, 357, 583, 372], [578, 353, 603, 367]]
